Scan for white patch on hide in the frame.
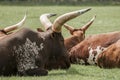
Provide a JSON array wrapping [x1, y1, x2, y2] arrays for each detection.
[[13, 38, 44, 72], [87, 46, 106, 65], [87, 48, 95, 64]]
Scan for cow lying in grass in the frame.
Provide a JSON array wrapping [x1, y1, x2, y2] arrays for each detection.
[[0, 8, 91, 76], [97, 39, 120, 68], [69, 31, 120, 65]]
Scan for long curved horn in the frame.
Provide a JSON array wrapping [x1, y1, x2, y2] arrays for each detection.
[[40, 13, 57, 30], [52, 8, 91, 33], [64, 24, 74, 31], [81, 15, 96, 31], [3, 13, 26, 33]]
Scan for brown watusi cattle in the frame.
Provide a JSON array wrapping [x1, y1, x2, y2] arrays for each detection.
[[64, 16, 96, 52], [69, 31, 120, 65]]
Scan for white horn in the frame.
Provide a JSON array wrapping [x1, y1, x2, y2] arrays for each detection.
[[40, 13, 56, 30], [3, 13, 26, 33]]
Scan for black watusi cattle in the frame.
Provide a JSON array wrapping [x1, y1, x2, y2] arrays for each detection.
[[0, 8, 91, 76]]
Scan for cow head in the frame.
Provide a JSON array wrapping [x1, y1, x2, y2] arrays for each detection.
[[64, 16, 96, 51], [39, 8, 91, 70], [64, 15, 96, 42], [0, 14, 26, 38]]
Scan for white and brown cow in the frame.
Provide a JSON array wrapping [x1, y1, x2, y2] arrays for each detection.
[[97, 39, 120, 68], [0, 14, 26, 39], [69, 31, 120, 65], [0, 8, 91, 76]]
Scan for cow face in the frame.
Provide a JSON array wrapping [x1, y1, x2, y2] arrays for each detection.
[[45, 31, 70, 70], [71, 29, 85, 42]]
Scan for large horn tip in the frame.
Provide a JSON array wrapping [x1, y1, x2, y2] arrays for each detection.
[[78, 8, 91, 14]]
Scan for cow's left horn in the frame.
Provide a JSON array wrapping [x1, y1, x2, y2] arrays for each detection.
[[52, 8, 91, 32], [3, 13, 26, 33], [40, 13, 57, 30]]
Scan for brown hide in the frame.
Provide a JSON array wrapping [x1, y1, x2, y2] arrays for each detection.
[[69, 31, 120, 65], [97, 39, 120, 68], [0, 28, 70, 76]]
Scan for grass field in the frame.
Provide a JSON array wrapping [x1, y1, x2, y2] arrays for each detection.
[[0, 5, 120, 80]]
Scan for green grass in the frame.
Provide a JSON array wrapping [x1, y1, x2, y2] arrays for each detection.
[[0, 5, 120, 80]]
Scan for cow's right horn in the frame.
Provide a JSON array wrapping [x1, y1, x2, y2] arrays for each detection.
[[3, 13, 26, 33], [81, 15, 96, 32], [40, 13, 57, 30], [52, 8, 91, 33]]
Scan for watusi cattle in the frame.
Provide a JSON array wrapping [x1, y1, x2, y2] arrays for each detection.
[[0, 14, 26, 39], [97, 39, 120, 68], [69, 31, 120, 65], [64, 15, 96, 52], [0, 8, 91, 76]]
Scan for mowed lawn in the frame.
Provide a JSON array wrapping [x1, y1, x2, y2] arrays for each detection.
[[0, 5, 120, 80]]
